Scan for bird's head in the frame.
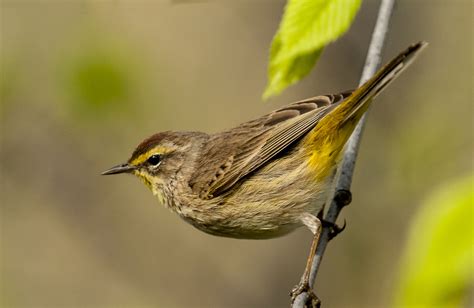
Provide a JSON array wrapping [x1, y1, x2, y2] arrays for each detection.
[[102, 131, 206, 199]]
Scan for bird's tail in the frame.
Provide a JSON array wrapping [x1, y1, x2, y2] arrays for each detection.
[[307, 42, 427, 181], [333, 41, 428, 123]]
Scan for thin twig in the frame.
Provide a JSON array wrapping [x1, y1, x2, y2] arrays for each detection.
[[292, 0, 396, 306]]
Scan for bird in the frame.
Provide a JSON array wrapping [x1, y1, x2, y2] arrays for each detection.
[[102, 43, 426, 302]]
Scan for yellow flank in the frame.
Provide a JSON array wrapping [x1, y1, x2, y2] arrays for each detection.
[[304, 97, 371, 182], [130, 146, 172, 166]]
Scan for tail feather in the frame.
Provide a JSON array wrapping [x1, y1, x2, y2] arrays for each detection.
[[307, 42, 427, 180], [339, 41, 428, 122]]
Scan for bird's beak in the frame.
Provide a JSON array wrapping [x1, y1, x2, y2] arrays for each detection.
[[101, 163, 135, 175]]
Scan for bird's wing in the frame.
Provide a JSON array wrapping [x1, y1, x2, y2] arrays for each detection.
[[189, 92, 351, 199]]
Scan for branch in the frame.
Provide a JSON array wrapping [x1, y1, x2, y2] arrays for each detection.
[[292, 0, 396, 306]]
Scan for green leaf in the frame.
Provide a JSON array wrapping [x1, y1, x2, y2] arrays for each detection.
[[393, 175, 474, 308], [264, 0, 362, 99]]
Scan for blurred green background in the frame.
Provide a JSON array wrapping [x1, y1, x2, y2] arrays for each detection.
[[1, 1, 472, 307]]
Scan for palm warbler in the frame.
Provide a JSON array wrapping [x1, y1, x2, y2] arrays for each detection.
[[103, 43, 425, 281]]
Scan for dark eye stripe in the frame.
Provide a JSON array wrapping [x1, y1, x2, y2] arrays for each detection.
[[147, 154, 161, 166]]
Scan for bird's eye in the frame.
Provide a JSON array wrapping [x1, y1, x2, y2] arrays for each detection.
[[147, 154, 161, 166]]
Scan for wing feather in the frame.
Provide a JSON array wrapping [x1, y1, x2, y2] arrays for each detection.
[[189, 93, 351, 198]]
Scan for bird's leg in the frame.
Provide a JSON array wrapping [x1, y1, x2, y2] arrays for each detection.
[[290, 213, 322, 307]]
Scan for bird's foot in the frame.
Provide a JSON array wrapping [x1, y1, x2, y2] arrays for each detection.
[[321, 219, 346, 241], [290, 282, 321, 308]]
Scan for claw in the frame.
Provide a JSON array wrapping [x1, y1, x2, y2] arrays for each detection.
[[290, 282, 309, 301], [308, 293, 321, 308], [290, 282, 321, 308], [321, 219, 347, 241]]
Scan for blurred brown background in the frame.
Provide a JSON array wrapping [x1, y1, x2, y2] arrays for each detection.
[[1, 0, 472, 307]]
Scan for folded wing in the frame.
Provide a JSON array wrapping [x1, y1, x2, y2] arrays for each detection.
[[190, 92, 351, 199]]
